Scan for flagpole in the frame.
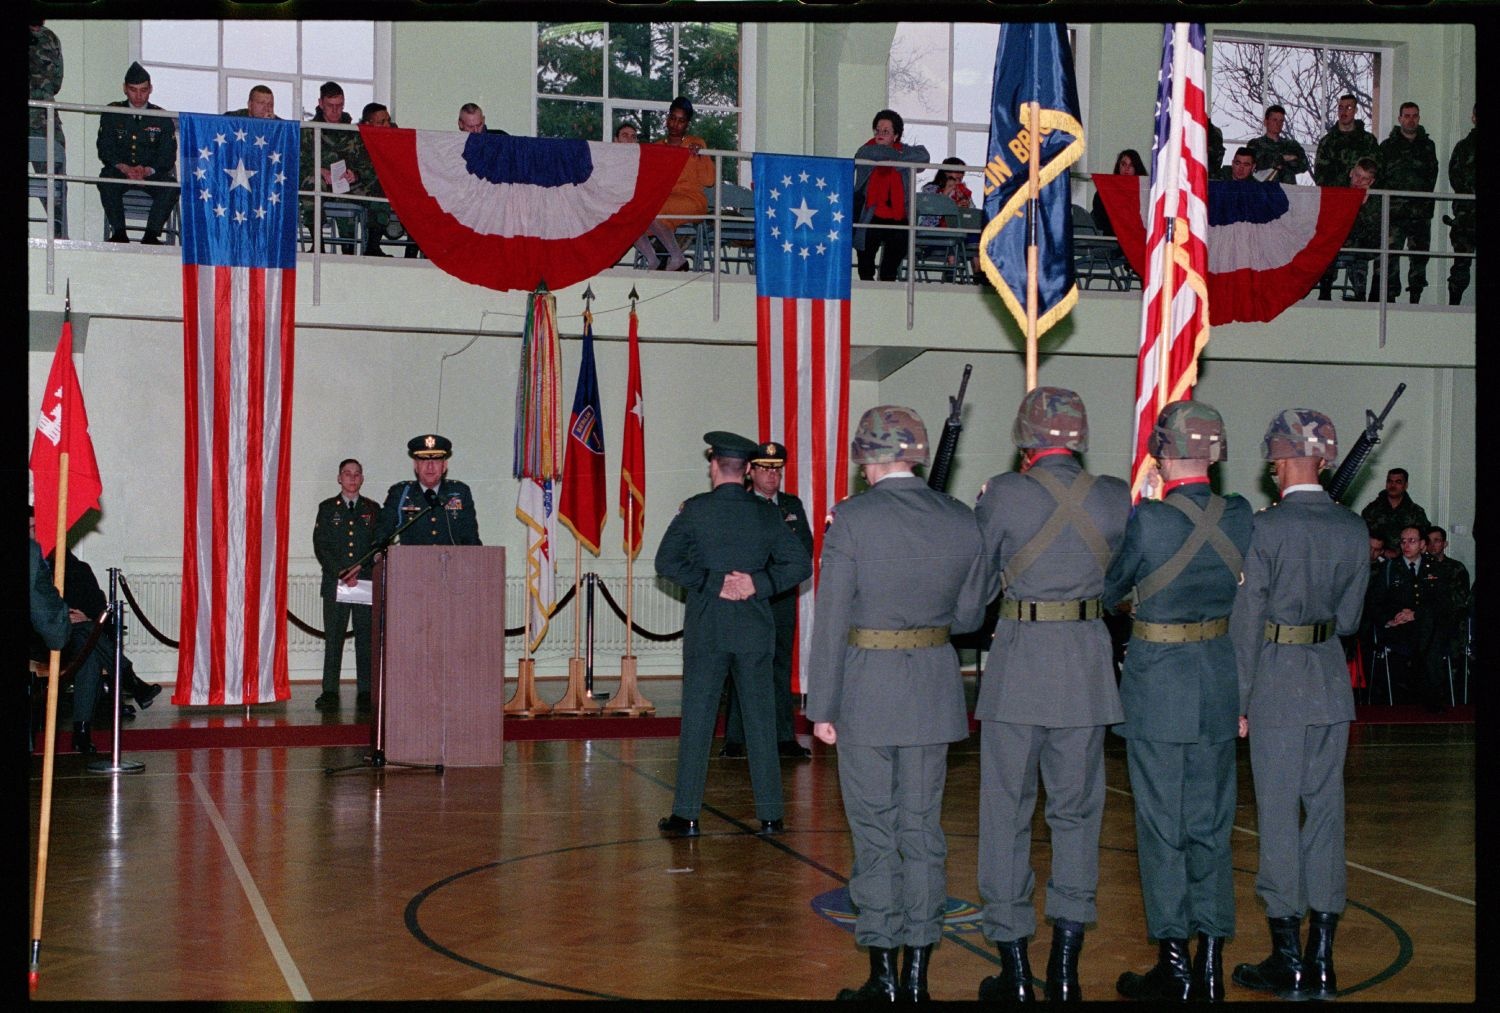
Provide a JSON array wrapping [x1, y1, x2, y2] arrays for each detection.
[[1158, 24, 1189, 415], [30, 456, 70, 987], [1025, 100, 1042, 392]]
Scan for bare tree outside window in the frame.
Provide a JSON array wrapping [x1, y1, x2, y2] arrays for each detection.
[[1211, 37, 1379, 158]]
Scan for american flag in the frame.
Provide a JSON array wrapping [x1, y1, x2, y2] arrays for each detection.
[[753, 152, 853, 696], [174, 113, 299, 705], [1131, 23, 1212, 502]]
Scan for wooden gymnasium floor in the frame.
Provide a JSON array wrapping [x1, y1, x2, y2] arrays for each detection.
[[25, 686, 1475, 1003]]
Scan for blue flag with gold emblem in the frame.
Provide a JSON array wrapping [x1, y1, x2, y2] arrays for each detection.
[[979, 23, 1085, 337]]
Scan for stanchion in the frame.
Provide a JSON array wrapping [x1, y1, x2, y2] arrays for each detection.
[[88, 568, 143, 775]]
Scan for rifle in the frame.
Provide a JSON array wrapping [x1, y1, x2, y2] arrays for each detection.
[[1325, 383, 1405, 503], [925, 364, 972, 493]]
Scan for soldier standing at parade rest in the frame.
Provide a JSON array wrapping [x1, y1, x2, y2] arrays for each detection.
[[1229, 409, 1370, 1001], [97, 61, 178, 244], [655, 431, 811, 838], [806, 407, 989, 1002], [1104, 401, 1253, 1003], [722, 441, 816, 760], [313, 458, 382, 713], [375, 435, 481, 548], [972, 387, 1131, 1003]]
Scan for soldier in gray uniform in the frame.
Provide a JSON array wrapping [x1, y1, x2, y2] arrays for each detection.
[[972, 387, 1131, 1003], [723, 440, 816, 760], [806, 407, 989, 1002], [374, 435, 481, 547], [313, 458, 382, 712], [1229, 409, 1370, 1001], [655, 431, 811, 838], [1104, 402, 1253, 1002]]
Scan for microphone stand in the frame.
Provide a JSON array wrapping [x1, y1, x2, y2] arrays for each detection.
[[326, 503, 444, 777]]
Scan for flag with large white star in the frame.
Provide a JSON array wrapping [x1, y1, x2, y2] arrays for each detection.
[[174, 113, 300, 707], [752, 152, 855, 699]]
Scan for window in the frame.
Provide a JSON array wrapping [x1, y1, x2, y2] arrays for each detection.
[[1210, 35, 1384, 169], [535, 22, 746, 151], [136, 20, 386, 122]]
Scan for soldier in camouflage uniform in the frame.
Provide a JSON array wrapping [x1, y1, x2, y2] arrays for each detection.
[[1105, 401, 1252, 1003], [1359, 467, 1430, 549], [301, 82, 389, 256], [1376, 102, 1440, 302], [29, 21, 66, 237], [97, 62, 179, 244], [1229, 409, 1369, 1002], [227, 84, 279, 120], [1313, 95, 1380, 188], [1319, 158, 1381, 300], [1445, 106, 1476, 305], [1248, 105, 1309, 183], [973, 387, 1131, 1004], [1207, 120, 1225, 180]]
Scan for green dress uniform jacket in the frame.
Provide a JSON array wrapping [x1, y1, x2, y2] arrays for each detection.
[[313, 494, 382, 600], [1230, 488, 1369, 918], [1101, 482, 1252, 941], [30, 540, 71, 650], [375, 480, 481, 547], [972, 452, 1131, 941], [656, 482, 812, 822], [805, 473, 989, 948]]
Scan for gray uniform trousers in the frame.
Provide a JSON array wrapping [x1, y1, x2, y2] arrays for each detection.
[[979, 723, 1107, 939], [1248, 723, 1349, 917], [839, 742, 952, 947], [1125, 738, 1237, 938]]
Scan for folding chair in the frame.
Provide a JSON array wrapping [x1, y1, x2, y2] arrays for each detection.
[[716, 183, 757, 275], [28, 135, 67, 238], [911, 191, 966, 283]]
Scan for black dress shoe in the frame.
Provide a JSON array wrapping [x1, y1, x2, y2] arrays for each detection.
[[313, 692, 341, 712], [719, 742, 746, 758], [658, 814, 700, 837], [757, 819, 785, 836], [134, 681, 162, 709], [356, 691, 372, 711], [140, 232, 163, 245], [107, 230, 129, 243], [778, 739, 812, 758]]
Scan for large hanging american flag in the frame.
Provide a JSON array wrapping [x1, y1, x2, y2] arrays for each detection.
[[1131, 23, 1212, 502], [753, 152, 853, 695], [174, 113, 299, 705]]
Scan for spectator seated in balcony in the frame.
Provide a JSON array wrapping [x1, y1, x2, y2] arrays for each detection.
[[633, 96, 713, 272], [226, 83, 280, 119], [97, 61, 179, 245], [458, 102, 508, 136], [919, 156, 979, 276], [1318, 157, 1380, 301], [853, 108, 928, 282], [1090, 148, 1146, 236]]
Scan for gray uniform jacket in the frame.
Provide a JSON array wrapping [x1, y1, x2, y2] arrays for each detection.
[[973, 454, 1131, 727], [805, 474, 989, 746], [1102, 484, 1253, 743], [1230, 489, 1370, 727]]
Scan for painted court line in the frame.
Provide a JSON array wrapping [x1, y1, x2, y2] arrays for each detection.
[[190, 773, 313, 1001], [1105, 784, 1474, 907]]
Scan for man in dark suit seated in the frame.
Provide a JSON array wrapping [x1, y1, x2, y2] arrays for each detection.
[[1367, 524, 1451, 711]]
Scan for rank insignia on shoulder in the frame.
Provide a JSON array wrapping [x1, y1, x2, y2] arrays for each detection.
[[823, 508, 837, 531], [976, 480, 988, 503], [676, 501, 685, 514]]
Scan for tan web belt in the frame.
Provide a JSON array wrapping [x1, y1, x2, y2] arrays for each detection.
[[1132, 616, 1230, 643], [1263, 620, 1335, 645], [847, 626, 951, 649], [997, 598, 1103, 622]]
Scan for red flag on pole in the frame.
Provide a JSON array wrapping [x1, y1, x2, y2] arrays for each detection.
[[558, 309, 607, 554], [620, 306, 646, 559], [1131, 23, 1212, 502], [30, 314, 103, 558]]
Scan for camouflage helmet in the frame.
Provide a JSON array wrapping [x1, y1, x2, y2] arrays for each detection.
[[851, 405, 929, 465], [1261, 408, 1338, 461], [1149, 399, 1227, 461], [1012, 386, 1088, 452]]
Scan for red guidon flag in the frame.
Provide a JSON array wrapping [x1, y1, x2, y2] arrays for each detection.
[[620, 306, 646, 559], [30, 312, 103, 557]]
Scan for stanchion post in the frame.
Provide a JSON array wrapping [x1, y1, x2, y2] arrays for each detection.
[[88, 567, 143, 775]]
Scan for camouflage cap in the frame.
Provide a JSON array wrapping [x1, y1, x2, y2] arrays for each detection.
[[1261, 408, 1338, 461], [408, 433, 453, 460], [1149, 399, 1227, 461], [1012, 386, 1088, 451], [850, 405, 929, 465]]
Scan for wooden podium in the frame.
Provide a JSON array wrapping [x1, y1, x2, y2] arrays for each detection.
[[372, 545, 505, 767]]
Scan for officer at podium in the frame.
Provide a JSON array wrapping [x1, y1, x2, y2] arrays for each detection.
[[376, 434, 481, 546]]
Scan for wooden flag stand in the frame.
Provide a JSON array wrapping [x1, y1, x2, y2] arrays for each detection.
[[606, 498, 654, 715], [505, 602, 552, 717]]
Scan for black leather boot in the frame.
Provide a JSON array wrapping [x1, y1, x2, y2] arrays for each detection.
[[978, 938, 1035, 1003], [1190, 933, 1226, 1001], [1449, 284, 1465, 306], [1293, 910, 1338, 1000], [1116, 937, 1191, 1001], [900, 944, 932, 1002], [1231, 915, 1303, 994], [838, 946, 899, 1001], [1045, 920, 1084, 1002], [72, 721, 97, 756]]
